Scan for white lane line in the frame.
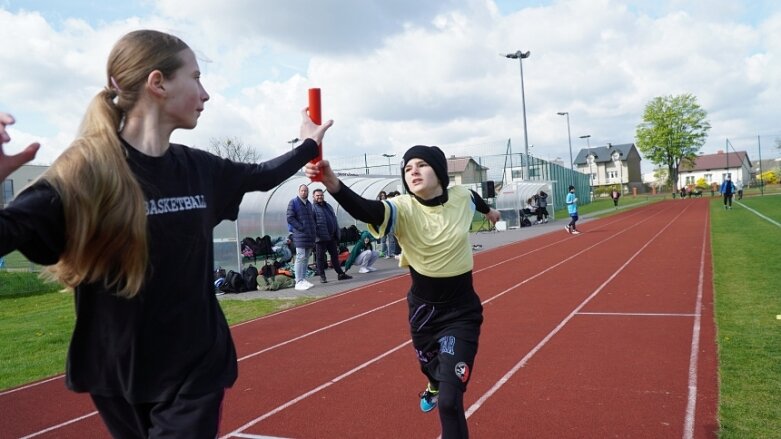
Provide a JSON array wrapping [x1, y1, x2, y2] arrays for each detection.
[[462, 203, 691, 422], [735, 200, 781, 228], [0, 375, 66, 397], [237, 298, 405, 362], [682, 210, 709, 439], [220, 341, 411, 439], [232, 434, 292, 439], [578, 312, 697, 317], [18, 411, 99, 439]]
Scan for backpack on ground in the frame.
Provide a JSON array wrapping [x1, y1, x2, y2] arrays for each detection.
[[220, 270, 246, 294], [242, 265, 259, 291]]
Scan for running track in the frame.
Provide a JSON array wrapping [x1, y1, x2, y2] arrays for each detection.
[[0, 199, 718, 438]]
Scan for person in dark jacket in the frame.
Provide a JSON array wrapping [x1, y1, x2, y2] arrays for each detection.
[[312, 188, 352, 283], [287, 184, 317, 290], [720, 175, 735, 209], [0, 30, 332, 438]]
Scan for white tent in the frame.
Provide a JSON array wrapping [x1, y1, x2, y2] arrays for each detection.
[[494, 181, 555, 229], [213, 174, 402, 271]]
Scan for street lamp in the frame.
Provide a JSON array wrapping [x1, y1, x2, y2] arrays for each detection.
[[579, 134, 594, 194], [557, 112, 574, 171], [287, 137, 300, 150], [502, 50, 531, 180], [381, 153, 396, 174]]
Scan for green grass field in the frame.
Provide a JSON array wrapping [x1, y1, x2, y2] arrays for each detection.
[[1, 189, 780, 436], [0, 281, 315, 390], [710, 194, 781, 438]]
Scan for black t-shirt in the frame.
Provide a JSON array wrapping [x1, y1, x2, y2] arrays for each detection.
[[0, 138, 318, 402]]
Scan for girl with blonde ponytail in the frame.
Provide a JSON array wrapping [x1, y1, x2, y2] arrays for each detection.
[[0, 29, 333, 437]]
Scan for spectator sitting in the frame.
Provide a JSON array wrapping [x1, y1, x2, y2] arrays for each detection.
[[344, 231, 379, 273], [522, 197, 536, 216]]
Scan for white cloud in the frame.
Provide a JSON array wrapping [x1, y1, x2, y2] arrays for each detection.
[[1, 0, 779, 172]]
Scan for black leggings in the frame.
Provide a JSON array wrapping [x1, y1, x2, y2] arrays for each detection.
[[438, 381, 469, 439]]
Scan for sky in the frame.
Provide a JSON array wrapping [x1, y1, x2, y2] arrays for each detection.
[[1, 0, 779, 174]]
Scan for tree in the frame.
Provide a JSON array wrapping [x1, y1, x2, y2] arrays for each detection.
[[635, 94, 710, 190], [652, 167, 669, 190], [207, 136, 260, 163]]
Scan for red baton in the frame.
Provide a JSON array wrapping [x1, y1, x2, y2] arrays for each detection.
[[308, 88, 323, 181]]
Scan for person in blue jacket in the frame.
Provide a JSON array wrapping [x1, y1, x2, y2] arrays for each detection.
[[565, 185, 582, 235], [287, 184, 317, 290], [720, 175, 735, 209]]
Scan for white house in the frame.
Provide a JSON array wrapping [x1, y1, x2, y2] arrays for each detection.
[[573, 143, 642, 193], [677, 150, 751, 189]]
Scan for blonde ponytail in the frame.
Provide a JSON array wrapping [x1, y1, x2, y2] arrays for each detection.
[[42, 29, 189, 298], [43, 88, 148, 297]]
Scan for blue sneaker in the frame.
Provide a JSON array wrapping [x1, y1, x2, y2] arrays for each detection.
[[419, 384, 439, 412]]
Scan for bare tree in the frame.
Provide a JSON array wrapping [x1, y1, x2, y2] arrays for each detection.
[[207, 136, 261, 163]]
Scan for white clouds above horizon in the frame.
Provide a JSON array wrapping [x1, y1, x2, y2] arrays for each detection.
[[1, 0, 779, 170]]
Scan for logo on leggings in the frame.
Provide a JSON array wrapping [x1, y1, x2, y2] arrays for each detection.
[[455, 362, 470, 383]]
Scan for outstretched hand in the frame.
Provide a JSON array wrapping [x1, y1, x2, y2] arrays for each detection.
[[0, 112, 40, 182], [299, 107, 333, 146], [304, 160, 340, 193]]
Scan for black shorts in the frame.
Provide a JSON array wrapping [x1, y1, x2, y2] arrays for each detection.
[[408, 291, 483, 391], [91, 389, 225, 439]]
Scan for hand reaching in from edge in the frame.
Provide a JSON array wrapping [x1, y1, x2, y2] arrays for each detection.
[[305, 160, 340, 193], [0, 112, 40, 182], [299, 107, 333, 146]]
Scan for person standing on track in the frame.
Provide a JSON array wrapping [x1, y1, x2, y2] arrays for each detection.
[[307, 145, 500, 439], [0, 29, 332, 438], [565, 185, 582, 235]]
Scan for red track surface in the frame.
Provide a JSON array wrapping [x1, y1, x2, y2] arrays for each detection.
[[0, 199, 718, 438]]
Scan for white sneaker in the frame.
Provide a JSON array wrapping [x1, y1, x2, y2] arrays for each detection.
[[303, 279, 314, 287], [572, 230, 582, 235], [367, 266, 377, 272], [394, 255, 400, 260], [294, 281, 312, 291], [564, 226, 571, 234], [359, 267, 370, 273]]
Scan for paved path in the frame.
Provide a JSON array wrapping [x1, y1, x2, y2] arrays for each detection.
[[220, 217, 576, 301]]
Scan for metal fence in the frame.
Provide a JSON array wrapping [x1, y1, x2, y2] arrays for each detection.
[[327, 138, 590, 212], [725, 133, 781, 190]]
